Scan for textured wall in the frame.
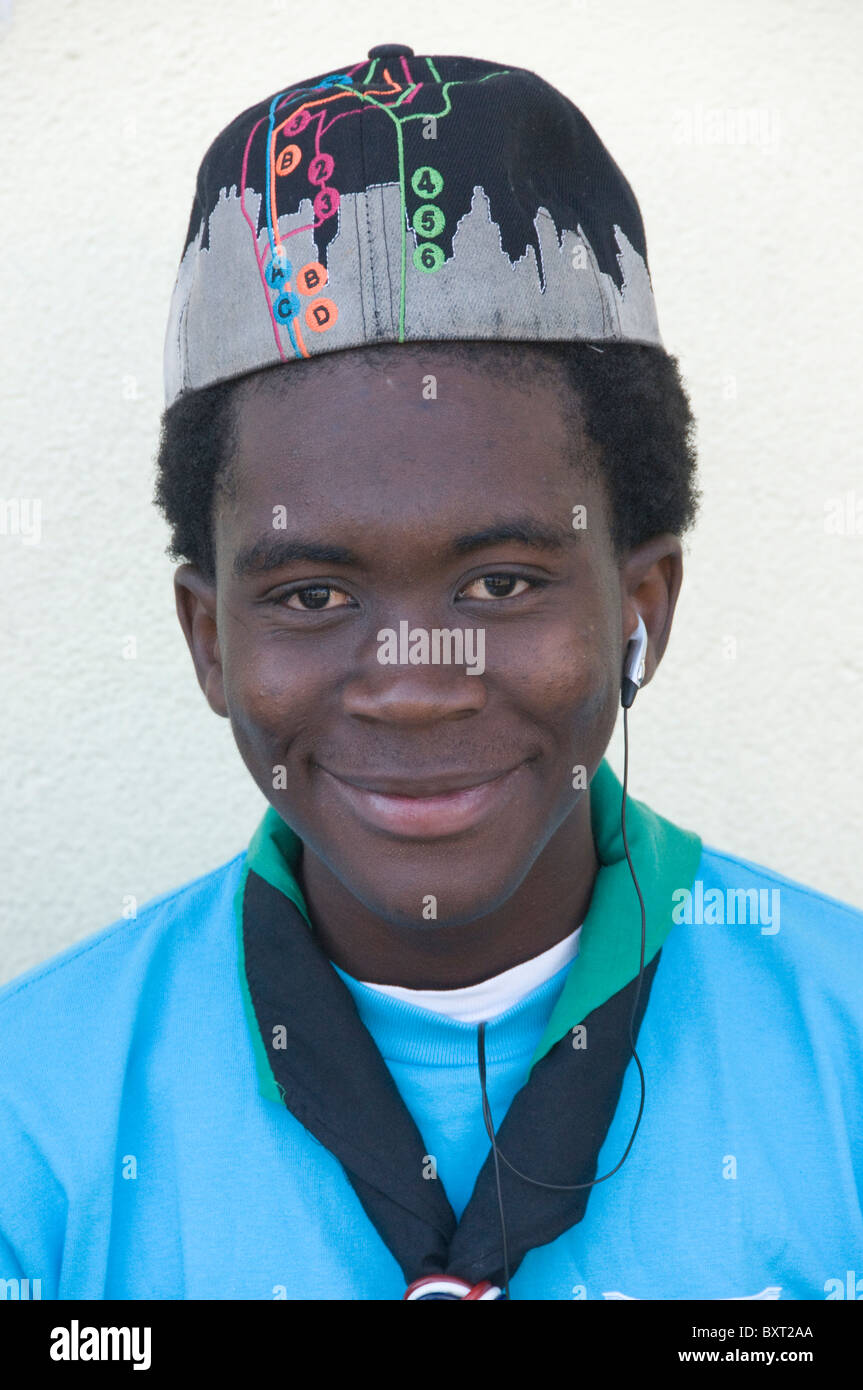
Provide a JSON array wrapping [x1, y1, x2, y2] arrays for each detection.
[[1, 0, 861, 985]]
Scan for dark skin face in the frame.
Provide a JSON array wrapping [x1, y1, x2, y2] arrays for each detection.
[[175, 346, 683, 988]]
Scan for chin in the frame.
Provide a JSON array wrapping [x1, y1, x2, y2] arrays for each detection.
[[337, 854, 530, 931]]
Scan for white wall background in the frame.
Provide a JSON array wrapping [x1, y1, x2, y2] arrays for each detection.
[[1, 0, 861, 985]]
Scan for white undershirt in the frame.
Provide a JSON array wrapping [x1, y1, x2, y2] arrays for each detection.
[[356, 925, 582, 1023]]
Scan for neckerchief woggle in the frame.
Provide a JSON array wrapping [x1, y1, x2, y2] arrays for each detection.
[[233, 758, 701, 1297]]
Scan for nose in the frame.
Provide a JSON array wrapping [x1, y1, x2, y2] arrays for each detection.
[[342, 631, 488, 726]]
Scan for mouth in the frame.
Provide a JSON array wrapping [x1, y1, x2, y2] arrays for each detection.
[[319, 762, 529, 840]]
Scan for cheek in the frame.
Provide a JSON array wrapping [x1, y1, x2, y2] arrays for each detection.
[[488, 610, 618, 724], [504, 614, 622, 810], [524, 627, 620, 820], [219, 628, 324, 765]]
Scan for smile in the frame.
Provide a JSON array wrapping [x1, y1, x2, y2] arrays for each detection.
[[319, 763, 529, 840]]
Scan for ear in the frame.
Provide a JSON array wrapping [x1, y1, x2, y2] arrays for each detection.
[[619, 534, 684, 690], [173, 564, 228, 717]]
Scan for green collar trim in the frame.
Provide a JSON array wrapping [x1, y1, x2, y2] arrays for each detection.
[[234, 758, 702, 1091], [528, 759, 702, 1073], [243, 807, 311, 927], [233, 863, 282, 1105], [232, 811, 312, 1105]]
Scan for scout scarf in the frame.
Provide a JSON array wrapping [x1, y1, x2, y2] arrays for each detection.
[[234, 758, 701, 1296]]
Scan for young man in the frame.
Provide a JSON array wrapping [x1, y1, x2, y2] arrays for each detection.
[[1, 45, 861, 1302]]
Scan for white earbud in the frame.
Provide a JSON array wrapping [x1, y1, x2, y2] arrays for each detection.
[[621, 613, 648, 709]]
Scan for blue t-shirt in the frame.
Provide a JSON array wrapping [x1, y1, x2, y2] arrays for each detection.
[[0, 837, 861, 1301]]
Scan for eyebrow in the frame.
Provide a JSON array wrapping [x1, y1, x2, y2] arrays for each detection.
[[232, 516, 574, 579], [232, 538, 360, 579], [450, 518, 574, 556]]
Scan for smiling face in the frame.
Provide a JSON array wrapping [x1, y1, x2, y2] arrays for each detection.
[[175, 343, 681, 950]]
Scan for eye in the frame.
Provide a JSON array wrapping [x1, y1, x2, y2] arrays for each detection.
[[458, 574, 536, 600], [283, 584, 353, 611]]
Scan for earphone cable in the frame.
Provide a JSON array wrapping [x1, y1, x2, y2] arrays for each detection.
[[476, 704, 649, 1302]]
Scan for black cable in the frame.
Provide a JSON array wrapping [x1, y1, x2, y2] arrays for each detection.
[[476, 705, 648, 1296]]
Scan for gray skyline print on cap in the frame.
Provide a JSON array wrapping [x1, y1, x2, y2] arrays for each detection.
[[163, 180, 662, 407]]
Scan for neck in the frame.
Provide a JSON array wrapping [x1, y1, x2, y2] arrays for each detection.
[[296, 793, 598, 989]]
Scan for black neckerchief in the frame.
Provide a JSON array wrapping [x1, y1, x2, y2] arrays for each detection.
[[240, 866, 660, 1290], [234, 760, 703, 1293]]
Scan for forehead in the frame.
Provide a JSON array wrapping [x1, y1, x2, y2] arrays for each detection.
[[218, 345, 605, 547]]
